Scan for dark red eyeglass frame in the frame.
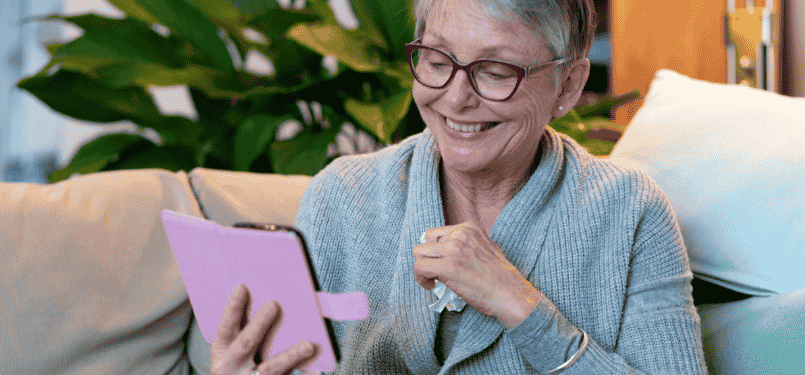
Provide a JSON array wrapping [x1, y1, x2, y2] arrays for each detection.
[[404, 38, 566, 101]]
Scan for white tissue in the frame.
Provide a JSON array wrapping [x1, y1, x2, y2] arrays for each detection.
[[420, 232, 467, 312]]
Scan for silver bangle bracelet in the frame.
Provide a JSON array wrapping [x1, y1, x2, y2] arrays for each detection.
[[545, 329, 589, 374]]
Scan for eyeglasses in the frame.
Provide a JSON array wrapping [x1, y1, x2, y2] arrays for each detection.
[[404, 38, 566, 101]]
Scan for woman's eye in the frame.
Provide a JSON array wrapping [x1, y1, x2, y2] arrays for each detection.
[[428, 62, 450, 70], [480, 70, 515, 81]]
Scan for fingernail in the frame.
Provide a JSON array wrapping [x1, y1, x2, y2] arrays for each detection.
[[234, 284, 245, 296], [300, 342, 314, 355]]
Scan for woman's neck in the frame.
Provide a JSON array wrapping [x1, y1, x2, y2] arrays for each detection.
[[440, 144, 541, 233]]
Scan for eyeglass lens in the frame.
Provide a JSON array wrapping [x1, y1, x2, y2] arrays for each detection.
[[411, 48, 519, 100]]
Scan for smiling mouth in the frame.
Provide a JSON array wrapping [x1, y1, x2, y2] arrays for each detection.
[[445, 118, 500, 133]]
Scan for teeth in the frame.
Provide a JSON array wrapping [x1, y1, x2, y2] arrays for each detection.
[[446, 118, 494, 133]]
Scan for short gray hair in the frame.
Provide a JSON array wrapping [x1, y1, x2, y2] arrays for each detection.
[[413, 0, 596, 75]]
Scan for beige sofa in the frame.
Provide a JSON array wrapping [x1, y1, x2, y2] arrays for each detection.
[[0, 168, 311, 374], [2, 70, 803, 374]]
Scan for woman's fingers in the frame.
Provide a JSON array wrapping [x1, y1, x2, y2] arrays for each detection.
[[236, 299, 281, 361], [422, 224, 458, 243], [211, 285, 321, 374], [424, 221, 483, 241], [413, 257, 442, 290], [254, 340, 318, 375], [215, 284, 250, 347], [212, 285, 288, 372], [412, 242, 447, 260]]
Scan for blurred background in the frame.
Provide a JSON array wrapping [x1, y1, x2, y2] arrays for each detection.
[[1, 0, 802, 183], [1, 0, 134, 183], [0, 0, 613, 183]]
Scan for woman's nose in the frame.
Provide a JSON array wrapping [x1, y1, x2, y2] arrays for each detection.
[[442, 69, 480, 110]]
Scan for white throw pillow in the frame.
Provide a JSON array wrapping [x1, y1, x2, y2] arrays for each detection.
[[609, 69, 805, 296]]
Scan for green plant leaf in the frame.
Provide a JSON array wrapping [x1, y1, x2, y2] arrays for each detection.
[[344, 100, 383, 140], [550, 111, 619, 156], [45, 14, 178, 69], [550, 110, 587, 138], [190, 87, 233, 127], [269, 124, 341, 176], [48, 133, 154, 183], [229, 0, 279, 16], [381, 60, 414, 89], [344, 89, 412, 143], [105, 144, 197, 172], [193, 124, 237, 166], [304, 0, 336, 22], [183, 0, 242, 27], [91, 61, 230, 94], [235, 76, 324, 99], [157, 116, 202, 146], [23, 0, 427, 181], [17, 67, 200, 146], [234, 115, 292, 171], [40, 14, 240, 97], [17, 68, 163, 125], [391, 100, 425, 142], [246, 7, 320, 40], [260, 36, 321, 82], [575, 137, 616, 156], [194, 134, 219, 166], [575, 90, 640, 118], [287, 23, 382, 72], [381, 89, 414, 140], [349, 0, 415, 59], [44, 42, 64, 56], [106, 0, 234, 71]]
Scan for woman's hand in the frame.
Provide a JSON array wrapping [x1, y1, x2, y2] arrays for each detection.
[[210, 284, 319, 375], [413, 221, 542, 329]]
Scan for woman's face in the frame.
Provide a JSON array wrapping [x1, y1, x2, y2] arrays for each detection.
[[412, 0, 561, 175]]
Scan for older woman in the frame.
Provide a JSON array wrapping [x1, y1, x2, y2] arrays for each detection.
[[209, 0, 708, 374]]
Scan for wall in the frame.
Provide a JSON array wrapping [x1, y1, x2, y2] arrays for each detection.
[[1, 0, 66, 183], [784, 0, 804, 96], [610, 0, 803, 125], [610, 0, 728, 125]]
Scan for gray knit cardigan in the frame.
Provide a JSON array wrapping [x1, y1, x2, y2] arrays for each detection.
[[293, 127, 707, 374]]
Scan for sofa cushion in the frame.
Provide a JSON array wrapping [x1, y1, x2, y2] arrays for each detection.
[[0, 169, 203, 374], [184, 168, 312, 373], [609, 69, 805, 296], [187, 168, 312, 226], [697, 288, 805, 374]]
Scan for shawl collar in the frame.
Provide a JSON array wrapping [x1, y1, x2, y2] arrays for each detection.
[[391, 128, 445, 375], [391, 128, 567, 374]]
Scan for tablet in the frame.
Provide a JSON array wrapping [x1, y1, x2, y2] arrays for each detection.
[[160, 210, 340, 372]]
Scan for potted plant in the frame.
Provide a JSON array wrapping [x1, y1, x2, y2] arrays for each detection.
[[17, 0, 633, 183]]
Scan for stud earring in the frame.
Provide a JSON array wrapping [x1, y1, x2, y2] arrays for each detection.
[[558, 106, 564, 111]]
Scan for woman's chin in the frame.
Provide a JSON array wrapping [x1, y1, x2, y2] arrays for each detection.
[[430, 127, 501, 173], [438, 146, 499, 174]]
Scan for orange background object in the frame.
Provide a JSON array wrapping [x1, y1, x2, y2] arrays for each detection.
[[609, 0, 782, 125]]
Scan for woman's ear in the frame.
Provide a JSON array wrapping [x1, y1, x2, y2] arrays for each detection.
[[553, 58, 591, 119]]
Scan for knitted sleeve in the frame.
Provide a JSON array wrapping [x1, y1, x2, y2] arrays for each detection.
[[507, 175, 708, 374]]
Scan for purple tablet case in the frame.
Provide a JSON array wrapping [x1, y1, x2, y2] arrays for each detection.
[[160, 209, 368, 372]]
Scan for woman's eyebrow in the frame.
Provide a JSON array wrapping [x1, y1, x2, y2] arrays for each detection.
[[422, 33, 449, 49], [423, 33, 518, 60]]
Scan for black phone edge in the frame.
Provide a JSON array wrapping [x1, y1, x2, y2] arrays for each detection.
[[232, 222, 342, 363]]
